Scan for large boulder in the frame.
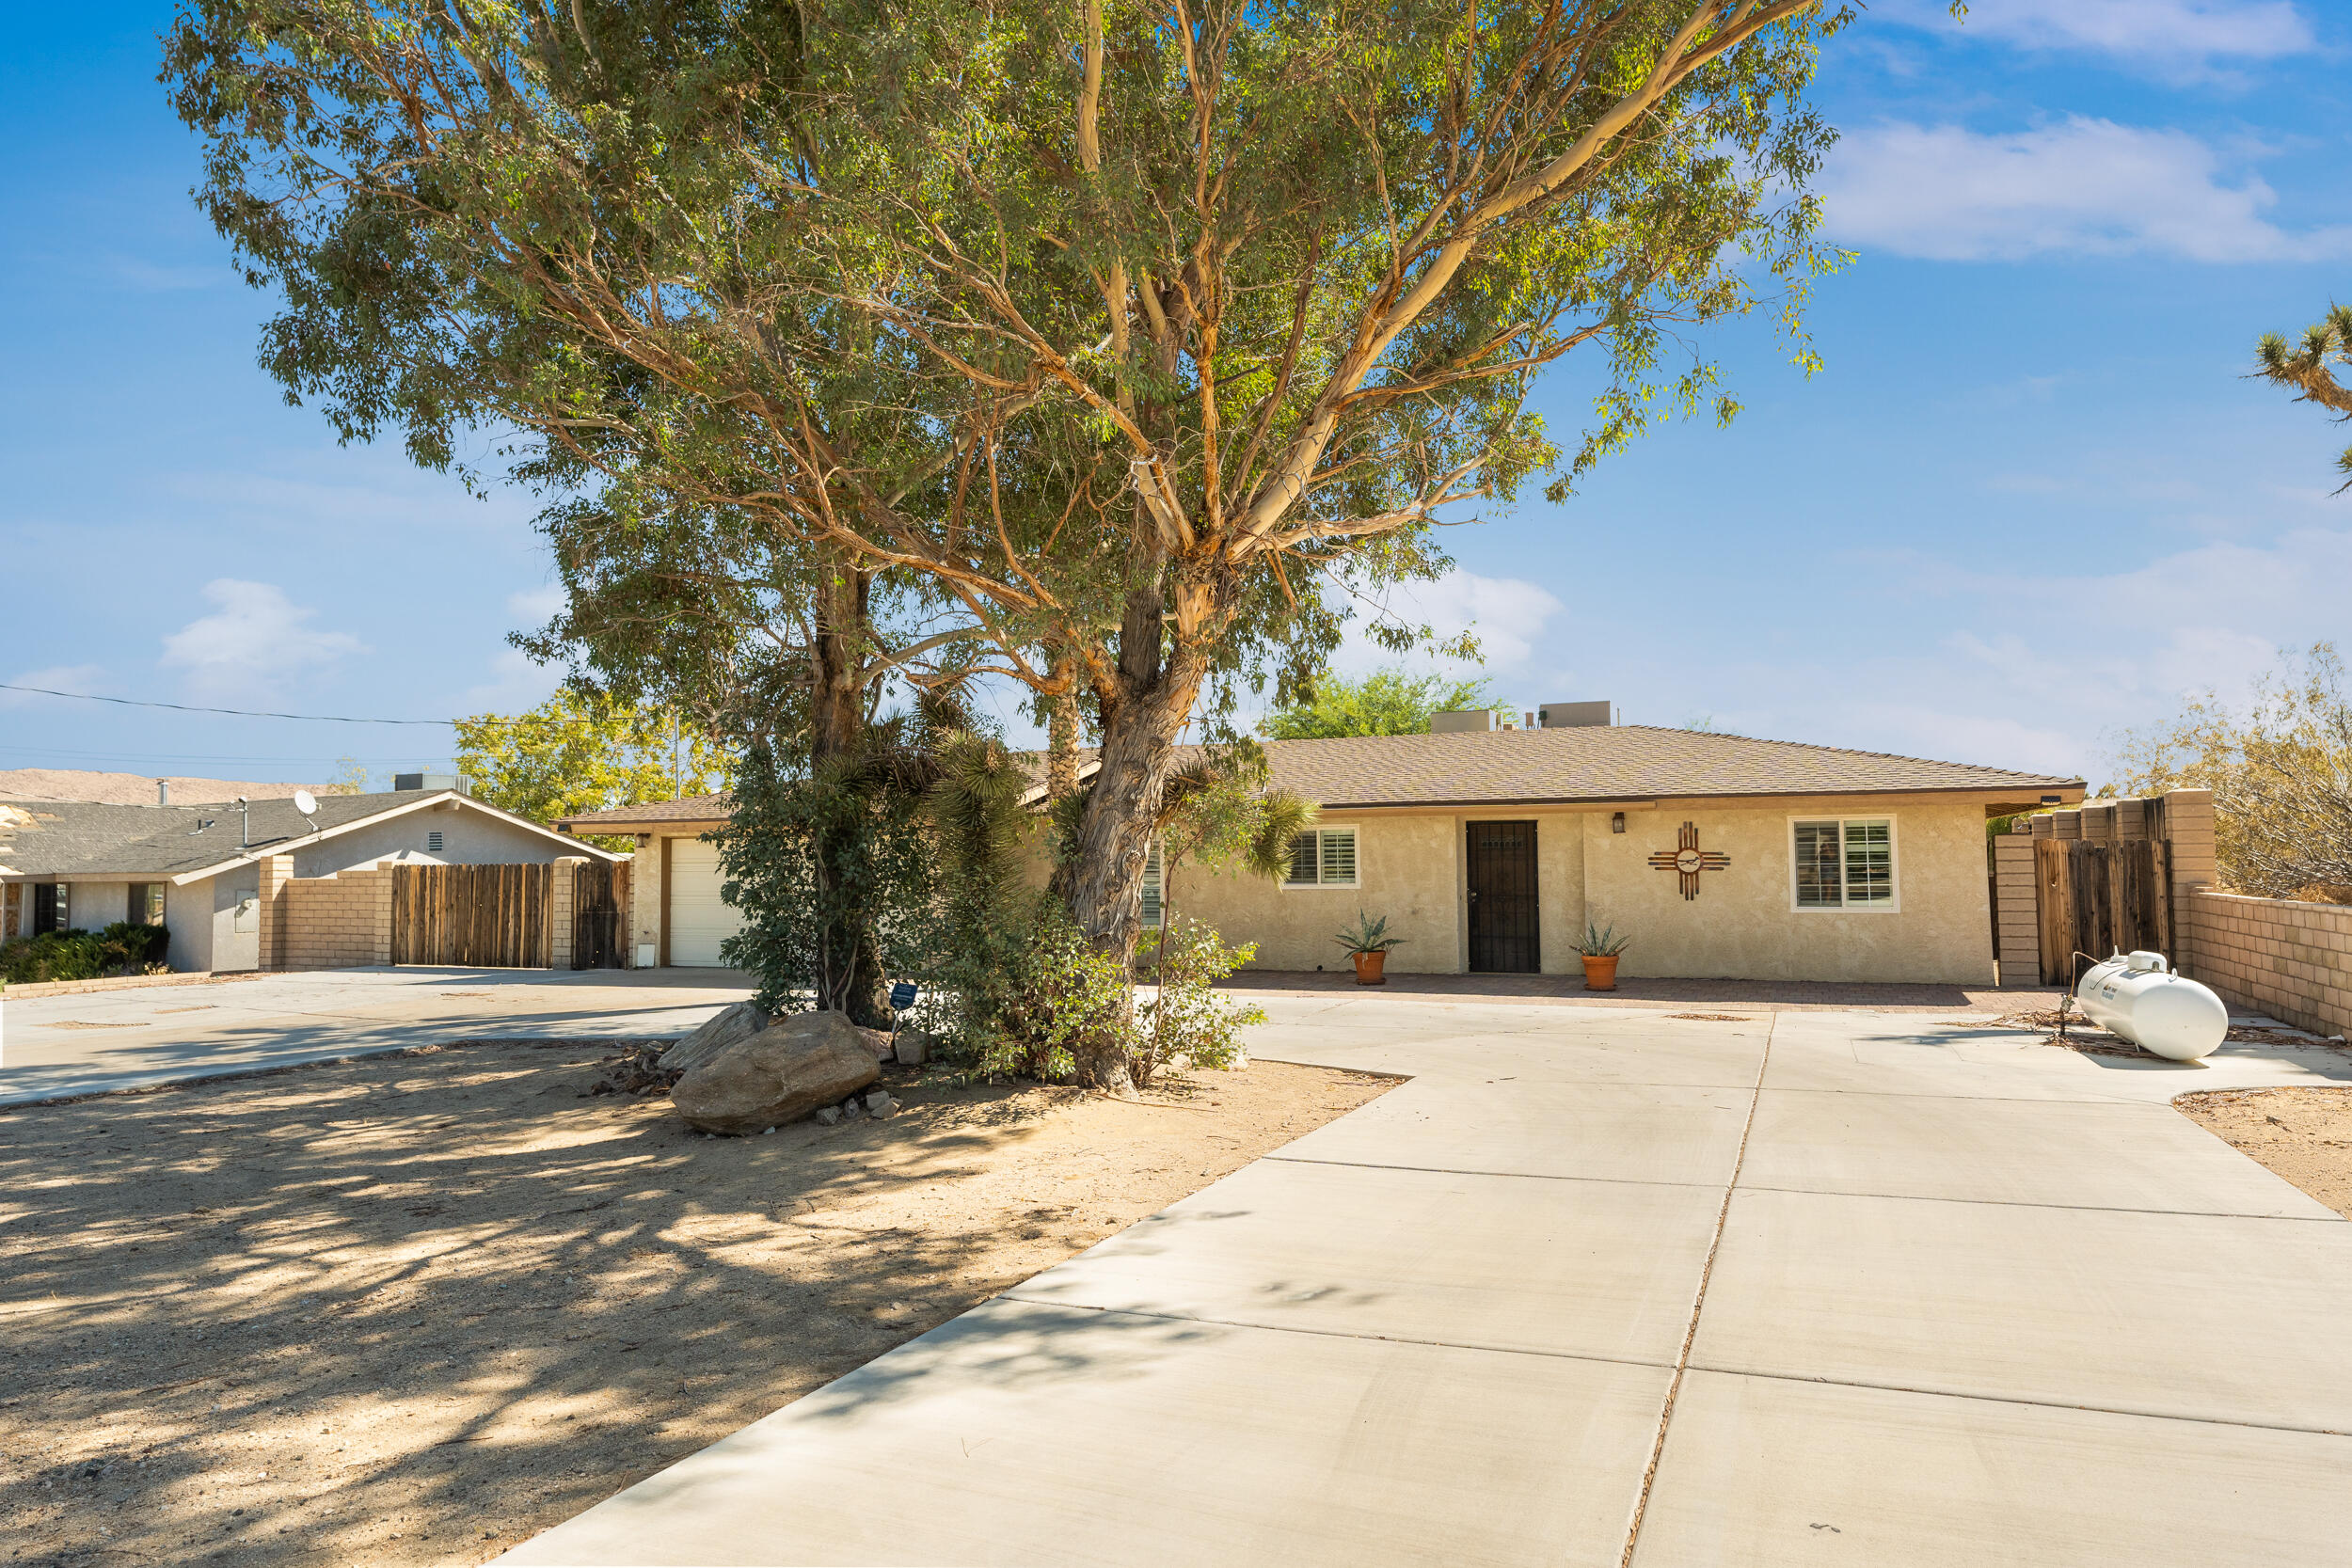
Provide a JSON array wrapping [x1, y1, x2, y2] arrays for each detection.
[[673, 1011, 881, 1134], [661, 1001, 771, 1076]]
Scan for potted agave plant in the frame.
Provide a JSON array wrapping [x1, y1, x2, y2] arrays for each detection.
[[1334, 911, 1406, 986], [1575, 922, 1630, 991]]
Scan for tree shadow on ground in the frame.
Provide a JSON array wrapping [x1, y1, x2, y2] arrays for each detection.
[[0, 1039, 1387, 1567]]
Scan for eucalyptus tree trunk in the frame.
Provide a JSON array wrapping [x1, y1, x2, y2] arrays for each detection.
[[808, 562, 890, 1027], [1061, 578, 1214, 1095]]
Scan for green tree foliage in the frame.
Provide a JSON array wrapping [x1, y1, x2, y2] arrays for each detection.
[[2255, 305, 2352, 492], [2106, 642, 2352, 898], [453, 690, 726, 839], [1261, 669, 1493, 739], [167, 0, 1851, 985]]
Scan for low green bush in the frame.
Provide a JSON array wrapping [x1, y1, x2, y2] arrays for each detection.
[[1, 923, 169, 986]]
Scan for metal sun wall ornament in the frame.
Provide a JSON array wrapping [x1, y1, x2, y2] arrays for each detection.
[[1648, 821, 1730, 900]]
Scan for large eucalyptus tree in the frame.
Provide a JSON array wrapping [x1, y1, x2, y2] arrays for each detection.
[[169, 0, 1848, 989]]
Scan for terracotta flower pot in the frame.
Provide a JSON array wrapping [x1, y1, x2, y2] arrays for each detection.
[[1581, 954, 1620, 991], [1351, 950, 1388, 986]]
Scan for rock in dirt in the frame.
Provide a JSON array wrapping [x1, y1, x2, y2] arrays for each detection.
[[661, 1001, 771, 1076], [854, 1026, 896, 1062], [814, 1106, 841, 1127], [672, 1012, 880, 1134], [865, 1090, 898, 1119], [893, 1030, 937, 1067]]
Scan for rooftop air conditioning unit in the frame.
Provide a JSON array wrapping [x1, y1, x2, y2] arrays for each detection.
[[393, 772, 470, 794], [1431, 708, 1503, 734], [1538, 701, 1613, 728]]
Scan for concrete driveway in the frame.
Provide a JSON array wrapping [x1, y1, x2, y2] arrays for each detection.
[[0, 967, 754, 1107], [501, 994, 2352, 1567]]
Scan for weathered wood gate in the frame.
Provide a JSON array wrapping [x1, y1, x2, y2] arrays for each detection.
[[2033, 838, 2172, 986], [571, 861, 625, 971], [390, 863, 552, 968]]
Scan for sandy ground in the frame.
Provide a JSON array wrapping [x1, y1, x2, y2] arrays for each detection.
[[0, 1040, 1393, 1568], [2178, 1086, 2352, 1219]]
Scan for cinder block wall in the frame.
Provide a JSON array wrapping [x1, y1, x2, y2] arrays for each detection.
[[2184, 892, 2352, 1038], [1992, 828, 2039, 986], [278, 866, 393, 971]]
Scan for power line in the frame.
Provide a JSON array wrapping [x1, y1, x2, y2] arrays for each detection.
[[0, 681, 575, 728]]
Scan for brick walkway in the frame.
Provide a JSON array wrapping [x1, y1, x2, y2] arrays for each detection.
[[1217, 969, 2062, 1014]]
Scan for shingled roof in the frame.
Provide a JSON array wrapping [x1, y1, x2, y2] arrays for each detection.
[[549, 727, 2080, 829], [1249, 725, 2083, 809], [0, 790, 615, 879], [553, 792, 734, 832]]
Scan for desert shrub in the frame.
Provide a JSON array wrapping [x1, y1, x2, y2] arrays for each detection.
[[103, 922, 169, 968], [1131, 918, 1264, 1088], [717, 737, 939, 1022], [2, 932, 110, 985]]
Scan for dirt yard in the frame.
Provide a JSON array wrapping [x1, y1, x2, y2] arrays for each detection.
[[0, 1040, 1393, 1567], [2178, 1086, 2352, 1219]]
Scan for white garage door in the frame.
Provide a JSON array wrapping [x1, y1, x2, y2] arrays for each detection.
[[667, 837, 745, 967]]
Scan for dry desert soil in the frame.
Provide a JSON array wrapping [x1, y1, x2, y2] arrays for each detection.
[[0, 1039, 1393, 1567], [2178, 1085, 2352, 1219]]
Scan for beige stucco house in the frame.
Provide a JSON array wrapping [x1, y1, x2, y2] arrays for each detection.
[[563, 722, 2082, 986], [1141, 725, 2082, 984]]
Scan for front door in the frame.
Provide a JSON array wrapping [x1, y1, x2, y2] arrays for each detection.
[[1467, 820, 1539, 973]]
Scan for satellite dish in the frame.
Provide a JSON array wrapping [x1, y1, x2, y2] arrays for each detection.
[[294, 789, 319, 816]]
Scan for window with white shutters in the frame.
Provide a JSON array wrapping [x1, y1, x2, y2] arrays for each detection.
[[1282, 828, 1359, 889], [1790, 817, 1898, 911]]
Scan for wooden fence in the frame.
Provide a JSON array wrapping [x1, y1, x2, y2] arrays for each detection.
[[2033, 837, 2172, 986], [571, 860, 625, 970], [390, 863, 552, 969]]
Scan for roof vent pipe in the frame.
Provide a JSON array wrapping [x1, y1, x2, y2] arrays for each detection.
[[157, 780, 169, 807]]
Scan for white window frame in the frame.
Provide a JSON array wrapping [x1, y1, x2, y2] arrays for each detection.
[[1280, 826, 1360, 891], [1787, 815, 1900, 913]]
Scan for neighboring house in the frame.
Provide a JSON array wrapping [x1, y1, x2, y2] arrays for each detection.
[[560, 718, 2083, 985], [554, 795, 738, 968], [0, 788, 618, 973]]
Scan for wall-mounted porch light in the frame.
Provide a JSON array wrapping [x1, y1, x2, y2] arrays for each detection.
[[1611, 812, 1626, 833]]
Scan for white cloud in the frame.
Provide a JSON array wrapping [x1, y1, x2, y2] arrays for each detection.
[[1883, 0, 2313, 78], [506, 584, 567, 624], [0, 664, 108, 711], [1820, 118, 2352, 262], [160, 579, 367, 703], [1335, 569, 1565, 675]]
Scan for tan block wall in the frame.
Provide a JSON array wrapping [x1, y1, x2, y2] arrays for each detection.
[[1991, 831, 2039, 986], [256, 853, 294, 972], [548, 856, 584, 971], [2183, 891, 2352, 1038], [278, 866, 393, 972], [1173, 793, 1995, 984]]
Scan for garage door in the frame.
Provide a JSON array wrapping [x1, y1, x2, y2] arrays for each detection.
[[667, 837, 745, 967]]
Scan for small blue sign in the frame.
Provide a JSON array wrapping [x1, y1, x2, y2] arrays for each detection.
[[889, 981, 918, 1011]]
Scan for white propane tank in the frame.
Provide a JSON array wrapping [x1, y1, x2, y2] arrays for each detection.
[[2074, 950, 2229, 1062]]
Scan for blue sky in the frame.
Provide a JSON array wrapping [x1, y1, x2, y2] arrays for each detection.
[[3, 1, 2347, 789]]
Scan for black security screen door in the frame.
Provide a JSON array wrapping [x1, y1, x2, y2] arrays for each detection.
[[1467, 821, 1539, 973]]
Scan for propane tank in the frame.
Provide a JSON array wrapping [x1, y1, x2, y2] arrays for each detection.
[[2073, 950, 2228, 1062]]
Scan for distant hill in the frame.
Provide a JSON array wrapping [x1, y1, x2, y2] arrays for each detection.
[[0, 768, 320, 807]]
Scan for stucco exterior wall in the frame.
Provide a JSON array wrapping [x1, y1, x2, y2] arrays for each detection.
[[1170, 792, 1996, 984], [287, 801, 572, 876], [1169, 813, 1462, 974], [1584, 796, 1994, 984]]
